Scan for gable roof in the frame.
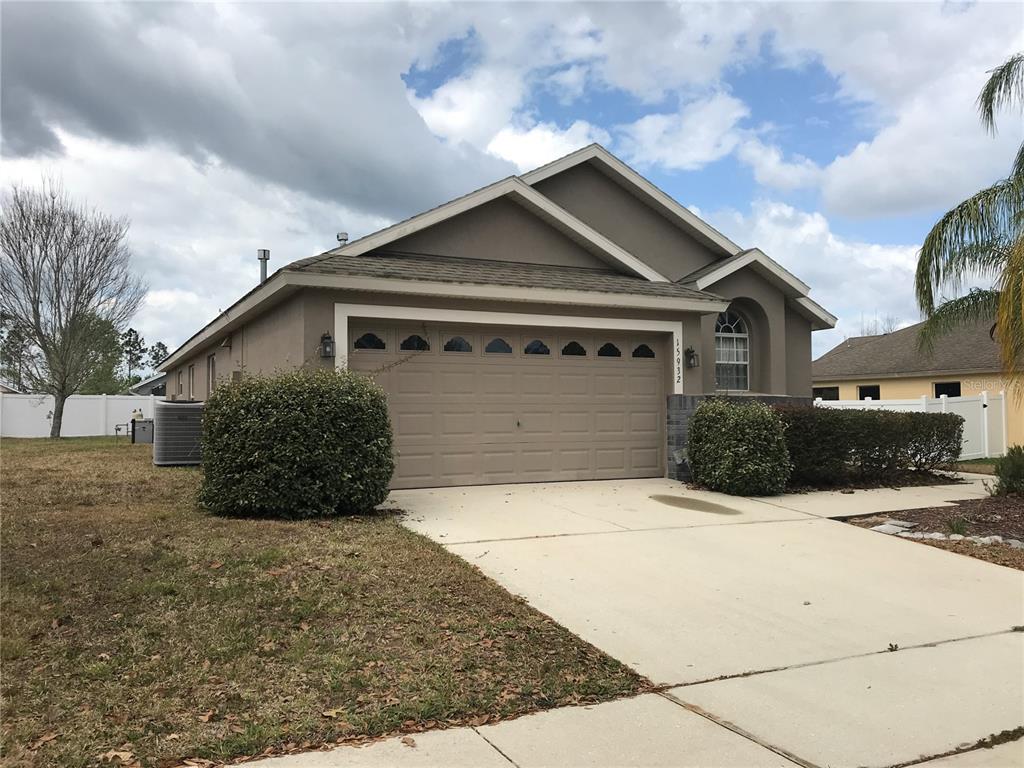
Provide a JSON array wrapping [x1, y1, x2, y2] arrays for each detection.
[[812, 317, 1002, 381], [520, 144, 743, 258], [681, 248, 810, 296], [313, 176, 670, 283]]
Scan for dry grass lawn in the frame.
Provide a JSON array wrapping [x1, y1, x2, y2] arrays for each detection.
[[1, 438, 647, 767]]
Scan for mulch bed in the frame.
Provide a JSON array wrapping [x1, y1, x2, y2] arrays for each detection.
[[849, 495, 1024, 571]]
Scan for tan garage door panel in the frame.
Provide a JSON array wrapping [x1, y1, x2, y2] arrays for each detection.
[[349, 323, 667, 489]]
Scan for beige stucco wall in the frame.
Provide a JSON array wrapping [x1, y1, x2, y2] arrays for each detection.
[[386, 197, 610, 270], [531, 162, 719, 281], [814, 375, 1024, 448], [697, 268, 793, 395], [167, 293, 306, 400]]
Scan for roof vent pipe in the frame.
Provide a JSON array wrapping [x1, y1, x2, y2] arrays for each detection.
[[257, 248, 270, 284], [336, 232, 349, 246]]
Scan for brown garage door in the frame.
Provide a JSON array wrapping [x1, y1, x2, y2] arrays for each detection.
[[348, 322, 667, 489]]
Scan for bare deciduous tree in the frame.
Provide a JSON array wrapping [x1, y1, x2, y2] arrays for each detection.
[[0, 180, 146, 437]]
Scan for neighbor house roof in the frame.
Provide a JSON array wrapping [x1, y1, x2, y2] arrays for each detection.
[[812, 318, 1002, 381], [292, 251, 723, 301]]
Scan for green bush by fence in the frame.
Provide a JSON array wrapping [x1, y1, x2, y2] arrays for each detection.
[[688, 399, 791, 496], [993, 445, 1024, 495], [200, 369, 394, 518], [775, 405, 963, 487]]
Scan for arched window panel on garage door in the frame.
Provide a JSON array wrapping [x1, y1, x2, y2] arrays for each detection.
[[632, 343, 656, 359], [485, 337, 513, 354], [524, 339, 550, 355], [561, 341, 587, 356], [353, 332, 386, 351], [443, 335, 473, 353], [597, 342, 622, 358], [399, 333, 430, 352]]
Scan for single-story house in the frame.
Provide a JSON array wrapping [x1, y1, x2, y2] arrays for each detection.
[[812, 318, 1022, 447], [161, 144, 835, 488]]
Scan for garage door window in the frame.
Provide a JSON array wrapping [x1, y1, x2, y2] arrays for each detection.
[[632, 344, 656, 359], [561, 341, 587, 356], [597, 342, 621, 357], [443, 336, 473, 353], [354, 332, 386, 350], [400, 334, 430, 351], [485, 337, 512, 354], [524, 339, 550, 355]]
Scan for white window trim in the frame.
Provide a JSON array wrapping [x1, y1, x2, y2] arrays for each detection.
[[714, 313, 750, 392], [335, 303, 685, 394]]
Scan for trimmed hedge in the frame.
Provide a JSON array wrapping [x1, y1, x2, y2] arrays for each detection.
[[775, 405, 963, 486], [200, 368, 394, 518], [688, 399, 791, 496], [993, 445, 1024, 495]]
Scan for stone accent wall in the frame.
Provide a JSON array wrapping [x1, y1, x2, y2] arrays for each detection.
[[667, 395, 813, 481]]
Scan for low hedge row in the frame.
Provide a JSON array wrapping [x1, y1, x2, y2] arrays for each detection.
[[775, 406, 964, 485], [687, 400, 964, 495]]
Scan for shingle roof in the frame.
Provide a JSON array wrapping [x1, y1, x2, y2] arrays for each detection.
[[812, 318, 1001, 380], [287, 250, 725, 302]]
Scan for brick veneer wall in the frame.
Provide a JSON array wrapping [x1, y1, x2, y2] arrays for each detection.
[[666, 395, 813, 481]]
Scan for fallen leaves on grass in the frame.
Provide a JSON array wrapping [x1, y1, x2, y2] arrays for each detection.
[[2, 438, 647, 767]]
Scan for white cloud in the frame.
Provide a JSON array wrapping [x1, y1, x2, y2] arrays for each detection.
[[708, 200, 921, 356], [737, 138, 821, 191], [617, 93, 750, 171], [2, 130, 389, 350], [408, 66, 529, 148], [486, 120, 609, 172], [821, 69, 1023, 217]]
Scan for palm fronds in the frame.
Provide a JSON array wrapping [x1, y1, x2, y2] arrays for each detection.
[[915, 175, 1024, 314], [995, 236, 1024, 377], [978, 52, 1024, 133], [916, 289, 1001, 353]]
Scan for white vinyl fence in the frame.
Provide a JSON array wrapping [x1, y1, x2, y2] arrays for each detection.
[[815, 391, 1008, 461], [0, 393, 160, 438]]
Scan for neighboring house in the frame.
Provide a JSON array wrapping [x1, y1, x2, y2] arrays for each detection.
[[127, 372, 167, 397], [812, 318, 1022, 447], [161, 144, 835, 488], [0, 381, 22, 394]]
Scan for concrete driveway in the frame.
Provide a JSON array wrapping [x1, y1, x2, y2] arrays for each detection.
[[387, 479, 1024, 768]]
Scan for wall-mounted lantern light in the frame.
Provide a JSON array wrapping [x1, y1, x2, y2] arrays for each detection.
[[319, 333, 336, 359], [684, 346, 700, 368]]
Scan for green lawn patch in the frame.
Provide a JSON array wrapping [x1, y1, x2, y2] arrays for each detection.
[[1, 438, 646, 767]]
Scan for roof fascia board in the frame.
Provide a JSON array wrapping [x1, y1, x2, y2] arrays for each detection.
[[520, 144, 744, 257], [287, 271, 726, 312], [691, 249, 811, 296], [160, 273, 290, 371], [813, 368, 1003, 382], [161, 270, 728, 370], [789, 296, 837, 330]]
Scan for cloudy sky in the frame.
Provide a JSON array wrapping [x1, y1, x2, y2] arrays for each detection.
[[3, 2, 1022, 358]]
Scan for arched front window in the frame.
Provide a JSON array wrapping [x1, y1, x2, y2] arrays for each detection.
[[715, 311, 749, 391]]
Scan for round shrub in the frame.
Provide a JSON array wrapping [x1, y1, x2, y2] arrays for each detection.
[[200, 368, 394, 518], [994, 445, 1024, 495], [688, 399, 791, 496]]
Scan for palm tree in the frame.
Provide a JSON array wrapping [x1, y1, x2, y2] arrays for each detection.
[[915, 52, 1024, 381]]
